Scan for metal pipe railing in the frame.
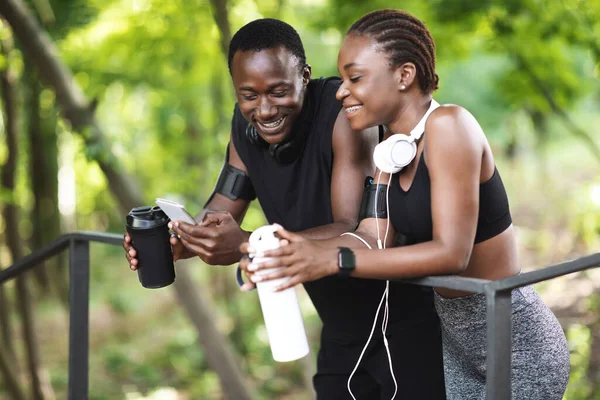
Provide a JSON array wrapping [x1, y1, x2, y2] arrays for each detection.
[[1, 231, 599, 400], [0, 231, 122, 400], [402, 252, 600, 399]]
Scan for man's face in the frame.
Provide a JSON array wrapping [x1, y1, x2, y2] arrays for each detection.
[[232, 46, 310, 145]]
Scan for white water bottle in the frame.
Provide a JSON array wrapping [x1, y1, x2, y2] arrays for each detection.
[[249, 225, 309, 362]]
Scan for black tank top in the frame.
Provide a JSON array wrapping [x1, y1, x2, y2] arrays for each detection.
[[389, 154, 512, 245], [232, 78, 438, 340]]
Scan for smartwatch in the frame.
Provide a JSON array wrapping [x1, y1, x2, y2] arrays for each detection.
[[337, 247, 355, 278]]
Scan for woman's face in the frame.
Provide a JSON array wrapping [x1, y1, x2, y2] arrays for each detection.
[[336, 34, 401, 131], [231, 46, 309, 145]]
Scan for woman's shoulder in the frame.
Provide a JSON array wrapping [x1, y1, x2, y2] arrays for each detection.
[[425, 103, 485, 144]]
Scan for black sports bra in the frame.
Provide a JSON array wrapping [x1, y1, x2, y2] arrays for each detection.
[[388, 155, 512, 244]]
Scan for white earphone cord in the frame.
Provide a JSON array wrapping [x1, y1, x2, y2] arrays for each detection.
[[346, 171, 397, 400], [353, 102, 439, 397]]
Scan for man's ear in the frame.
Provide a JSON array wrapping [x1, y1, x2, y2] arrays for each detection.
[[302, 64, 312, 85], [393, 62, 416, 91]]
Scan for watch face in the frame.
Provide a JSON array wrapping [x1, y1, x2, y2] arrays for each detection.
[[338, 247, 355, 277], [339, 251, 354, 268]]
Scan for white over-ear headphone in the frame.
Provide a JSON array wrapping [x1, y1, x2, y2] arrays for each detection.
[[373, 99, 440, 174]]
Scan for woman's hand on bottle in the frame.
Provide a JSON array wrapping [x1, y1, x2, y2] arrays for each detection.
[[239, 225, 339, 292]]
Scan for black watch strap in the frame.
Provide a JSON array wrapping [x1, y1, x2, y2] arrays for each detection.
[[337, 247, 355, 278]]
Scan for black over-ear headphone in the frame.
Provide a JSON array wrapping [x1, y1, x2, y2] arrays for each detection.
[[245, 77, 337, 164], [245, 120, 309, 164]]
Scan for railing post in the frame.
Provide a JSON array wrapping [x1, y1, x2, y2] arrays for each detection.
[[68, 239, 90, 400], [485, 287, 512, 400]]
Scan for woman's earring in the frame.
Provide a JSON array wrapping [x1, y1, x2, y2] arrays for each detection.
[[400, 84, 406, 90]]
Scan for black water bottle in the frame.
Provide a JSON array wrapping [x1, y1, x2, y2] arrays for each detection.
[[125, 206, 175, 288]]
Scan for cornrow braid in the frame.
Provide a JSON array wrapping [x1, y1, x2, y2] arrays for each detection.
[[349, 9, 439, 94]]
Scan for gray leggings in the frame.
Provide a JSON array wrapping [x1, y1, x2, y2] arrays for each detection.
[[434, 286, 570, 400]]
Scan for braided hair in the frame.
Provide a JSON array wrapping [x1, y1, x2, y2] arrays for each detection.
[[228, 18, 306, 76], [348, 9, 439, 94]]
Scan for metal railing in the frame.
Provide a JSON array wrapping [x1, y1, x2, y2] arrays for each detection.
[[404, 252, 600, 399], [0, 231, 599, 399], [0, 232, 122, 400]]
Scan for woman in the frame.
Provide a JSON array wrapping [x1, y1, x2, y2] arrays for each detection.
[[240, 9, 570, 400]]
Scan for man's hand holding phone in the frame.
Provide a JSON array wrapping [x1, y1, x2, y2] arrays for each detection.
[[123, 199, 196, 271], [123, 226, 194, 270], [171, 211, 251, 266], [124, 198, 250, 269]]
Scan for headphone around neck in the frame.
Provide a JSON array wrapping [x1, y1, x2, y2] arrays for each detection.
[[245, 120, 309, 164], [373, 99, 440, 174]]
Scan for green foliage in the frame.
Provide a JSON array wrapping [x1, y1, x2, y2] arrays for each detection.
[[565, 324, 593, 399], [1, 0, 600, 398], [431, 0, 599, 118], [570, 181, 600, 249]]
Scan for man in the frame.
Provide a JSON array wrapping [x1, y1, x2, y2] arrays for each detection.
[[124, 18, 445, 398]]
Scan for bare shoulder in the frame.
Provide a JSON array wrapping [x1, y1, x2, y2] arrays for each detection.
[[228, 131, 249, 172], [332, 108, 353, 140], [424, 104, 485, 149], [332, 108, 378, 152]]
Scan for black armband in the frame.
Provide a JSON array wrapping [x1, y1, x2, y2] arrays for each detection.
[[215, 164, 256, 200], [204, 144, 256, 208], [358, 181, 388, 221]]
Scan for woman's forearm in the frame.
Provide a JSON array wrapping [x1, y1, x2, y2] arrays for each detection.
[[350, 240, 468, 280]]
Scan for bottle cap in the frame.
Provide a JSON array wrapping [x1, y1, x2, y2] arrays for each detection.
[[249, 225, 281, 253], [126, 206, 170, 230]]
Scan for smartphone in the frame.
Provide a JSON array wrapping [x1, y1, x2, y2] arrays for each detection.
[[155, 198, 197, 225]]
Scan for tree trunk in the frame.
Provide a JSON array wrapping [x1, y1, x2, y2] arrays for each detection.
[[0, 1, 255, 397], [529, 109, 549, 185], [23, 62, 49, 291], [173, 262, 253, 400], [0, 33, 52, 400], [0, 29, 16, 371], [15, 276, 54, 400], [0, 345, 27, 400], [208, 0, 231, 61], [300, 348, 316, 397], [23, 61, 68, 304], [210, 268, 249, 357], [0, 0, 141, 214], [0, 286, 13, 361]]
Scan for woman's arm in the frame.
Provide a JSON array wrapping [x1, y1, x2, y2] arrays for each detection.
[[298, 109, 379, 239], [250, 105, 487, 290], [350, 105, 485, 279]]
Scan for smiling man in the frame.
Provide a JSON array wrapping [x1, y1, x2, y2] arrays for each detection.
[[124, 18, 445, 398]]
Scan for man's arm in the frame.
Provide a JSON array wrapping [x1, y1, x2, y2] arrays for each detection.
[[299, 109, 379, 240], [199, 138, 253, 224], [161, 135, 255, 266]]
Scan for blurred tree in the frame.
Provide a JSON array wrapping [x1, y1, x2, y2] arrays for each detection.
[[23, 62, 65, 296], [0, 26, 53, 400], [0, 16, 17, 377], [429, 0, 600, 162], [209, 0, 232, 59], [0, 346, 26, 400], [0, 0, 256, 398], [0, 0, 141, 213], [19, 0, 101, 302]]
